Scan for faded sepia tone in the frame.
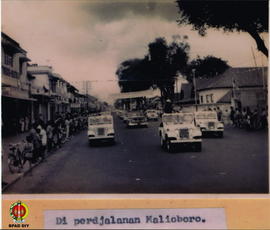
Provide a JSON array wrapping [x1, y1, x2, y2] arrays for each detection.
[[1, 0, 268, 195]]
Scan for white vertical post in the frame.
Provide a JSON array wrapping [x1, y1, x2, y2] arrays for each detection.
[[192, 69, 198, 111]]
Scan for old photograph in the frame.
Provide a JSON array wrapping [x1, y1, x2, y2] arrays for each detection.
[[2, 0, 268, 194]]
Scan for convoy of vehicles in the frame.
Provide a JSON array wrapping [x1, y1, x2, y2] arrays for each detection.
[[194, 111, 224, 137], [89, 108, 224, 152], [159, 112, 202, 152], [88, 113, 115, 145]]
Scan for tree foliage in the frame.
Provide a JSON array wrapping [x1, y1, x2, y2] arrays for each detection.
[[176, 0, 268, 57], [186, 55, 230, 81], [116, 57, 152, 92], [116, 36, 190, 101]]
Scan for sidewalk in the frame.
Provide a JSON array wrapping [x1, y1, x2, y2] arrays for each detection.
[[2, 132, 33, 191]]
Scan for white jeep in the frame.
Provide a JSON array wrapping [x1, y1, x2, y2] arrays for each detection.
[[159, 112, 202, 152], [194, 111, 224, 137], [88, 114, 115, 145], [126, 112, 148, 128]]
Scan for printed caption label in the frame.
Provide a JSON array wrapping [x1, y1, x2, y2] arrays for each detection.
[[44, 208, 227, 229]]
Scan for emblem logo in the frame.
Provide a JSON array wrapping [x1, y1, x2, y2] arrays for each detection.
[[10, 201, 29, 223]]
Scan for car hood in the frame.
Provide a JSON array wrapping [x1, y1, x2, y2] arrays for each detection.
[[164, 123, 195, 130], [89, 124, 113, 129]]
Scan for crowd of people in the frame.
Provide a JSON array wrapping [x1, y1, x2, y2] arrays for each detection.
[[200, 106, 267, 130], [164, 99, 268, 130], [19, 112, 88, 164], [229, 107, 268, 130]]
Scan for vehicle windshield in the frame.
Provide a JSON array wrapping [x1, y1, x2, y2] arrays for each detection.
[[89, 116, 112, 125], [196, 112, 217, 119], [163, 114, 194, 124]]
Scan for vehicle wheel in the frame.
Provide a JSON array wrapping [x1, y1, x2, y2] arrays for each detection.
[[194, 142, 202, 152], [160, 136, 165, 149]]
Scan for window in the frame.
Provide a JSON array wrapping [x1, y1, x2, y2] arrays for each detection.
[[206, 95, 209, 103], [200, 96, 204, 104], [4, 53, 13, 66], [210, 94, 214, 103]]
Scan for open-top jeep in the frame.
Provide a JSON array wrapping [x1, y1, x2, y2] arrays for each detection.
[[88, 114, 115, 145], [159, 112, 202, 152], [194, 111, 224, 137]]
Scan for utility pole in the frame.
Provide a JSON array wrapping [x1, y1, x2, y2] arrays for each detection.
[[192, 69, 198, 111]]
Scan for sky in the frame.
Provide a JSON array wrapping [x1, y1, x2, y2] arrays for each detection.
[[2, 0, 268, 102]]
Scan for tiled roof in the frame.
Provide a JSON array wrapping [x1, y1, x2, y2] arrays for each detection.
[[197, 67, 268, 91]]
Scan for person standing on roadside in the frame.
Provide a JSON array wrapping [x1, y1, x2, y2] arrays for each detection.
[[19, 117, 25, 133], [217, 107, 223, 122], [230, 106, 235, 126], [65, 115, 70, 141], [29, 124, 41, 163], [37, 125, 47, 161], [25, 116, 30, 132], [46, 121, 54, 152]]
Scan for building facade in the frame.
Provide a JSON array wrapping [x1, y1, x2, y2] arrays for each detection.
[[1, 33, 34, 135]]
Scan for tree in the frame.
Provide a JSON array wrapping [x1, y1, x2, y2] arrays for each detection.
[[186, 55, 230, 81], [176, 0, 268, 57], [148, 36, 190, 101], [116, 58, 152, 92], [116, 36, 190, 102]]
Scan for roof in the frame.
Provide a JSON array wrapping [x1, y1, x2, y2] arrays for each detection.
[[217, 90, 232, 103], [2, 32, 27, 54], [197, 67, 268, 91]]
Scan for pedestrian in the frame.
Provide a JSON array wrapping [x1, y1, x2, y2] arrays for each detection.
[[260, 108, 267, 129], [65, 116, 70, 141], [29, 124, 41, 163], [37, 125, 47, 161], [46, 121, 54, 152], [230, 106, 235, 126], [217, 107, 223, 122], [19, 117, 25, 133], [164, 99, 173, 113], [222, 109, 230, 125], [234, 108, 241, 127], [37, 114, 45, 129], [23, 135, 34, 168]]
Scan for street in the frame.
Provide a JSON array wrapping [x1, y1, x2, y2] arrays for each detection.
[[4, 115, 268, 194]]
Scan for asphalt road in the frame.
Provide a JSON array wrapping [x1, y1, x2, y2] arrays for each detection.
[[4, 115, 269, 193]]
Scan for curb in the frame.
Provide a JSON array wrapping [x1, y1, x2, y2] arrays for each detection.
[[2, 130, 87, 192], [2, 160, 41, 192]]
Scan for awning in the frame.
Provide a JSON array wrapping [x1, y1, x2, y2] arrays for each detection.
[[19, 56, 31, 62], [2, 86, 36, 101]]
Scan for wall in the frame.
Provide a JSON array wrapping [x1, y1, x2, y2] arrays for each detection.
[[198, 88, 230, 104]]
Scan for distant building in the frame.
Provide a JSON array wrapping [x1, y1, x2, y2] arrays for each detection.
[[175, 67, 267, 112], [28, 64, 75, 121], [197, 67, 268, 111]]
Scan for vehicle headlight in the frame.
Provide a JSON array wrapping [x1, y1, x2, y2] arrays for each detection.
[[217, 123, 224, 129]]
